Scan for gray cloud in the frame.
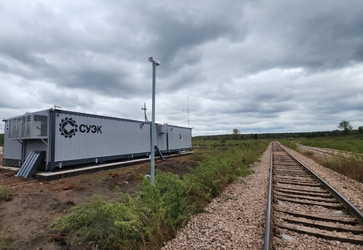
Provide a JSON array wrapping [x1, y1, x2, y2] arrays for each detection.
[[1, 0, 363, 135]]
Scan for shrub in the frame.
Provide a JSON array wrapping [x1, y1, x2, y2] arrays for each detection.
[[0, 186, 11, 201]]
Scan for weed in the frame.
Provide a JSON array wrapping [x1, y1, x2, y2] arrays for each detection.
[[0, 186, 11, 201], [296, 145, 363, 183], [315, 154, 363, 183], [279, 140, 297, 150], [301, 150, 314, 157]]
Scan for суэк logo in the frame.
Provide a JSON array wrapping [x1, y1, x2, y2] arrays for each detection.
[[59, 117, 78, 138]]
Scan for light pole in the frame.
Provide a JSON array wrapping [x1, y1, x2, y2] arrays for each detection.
[[148, 57, 160, 185]]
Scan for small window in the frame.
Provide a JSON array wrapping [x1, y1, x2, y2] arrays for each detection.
[[179, 133, 183, 140]]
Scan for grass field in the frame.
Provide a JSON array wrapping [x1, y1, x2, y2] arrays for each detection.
[[297, 136, 363, 153]]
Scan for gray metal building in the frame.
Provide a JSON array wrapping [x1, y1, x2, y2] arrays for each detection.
[[2, 109, 192, 173]]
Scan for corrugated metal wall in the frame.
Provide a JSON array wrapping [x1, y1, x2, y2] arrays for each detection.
[[54, 113, 151, 162]]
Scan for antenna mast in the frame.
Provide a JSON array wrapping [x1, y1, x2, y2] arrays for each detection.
[[182, 95, 191, 127], [141, 102, 148, 122], [187, 94, 190, 127]]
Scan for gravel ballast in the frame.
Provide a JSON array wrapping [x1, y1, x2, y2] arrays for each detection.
[[162, 144, 271, 249], [162, 143, 363, 249]]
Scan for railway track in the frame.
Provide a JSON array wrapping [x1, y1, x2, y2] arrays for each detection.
[[264, 142, 363, 249]]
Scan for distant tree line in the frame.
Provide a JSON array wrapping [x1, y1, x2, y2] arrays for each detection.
[[195, 121, 363, 140], [195, 130, 362, 141], [0, 133, 3, 147], [195, 131, 345, 141]]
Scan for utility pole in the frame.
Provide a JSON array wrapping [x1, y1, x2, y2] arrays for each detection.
[[148, 57, 160, 185]]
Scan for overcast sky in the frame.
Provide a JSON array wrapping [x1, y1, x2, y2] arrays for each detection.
[[1, 0, 363, 136]]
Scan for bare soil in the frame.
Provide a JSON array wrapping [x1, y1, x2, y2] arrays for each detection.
[[0, 155, 197, 250]]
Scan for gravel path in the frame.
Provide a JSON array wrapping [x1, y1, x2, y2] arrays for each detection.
[[162, 144, 271, 249], [162, 143, 363, 249]]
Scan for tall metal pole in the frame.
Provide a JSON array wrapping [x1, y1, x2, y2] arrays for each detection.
[[150, 62, 156, 185], [148, 57, 160, 185]]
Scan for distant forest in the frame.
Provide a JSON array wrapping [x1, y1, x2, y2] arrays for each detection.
[[194, 130, 362, 141]]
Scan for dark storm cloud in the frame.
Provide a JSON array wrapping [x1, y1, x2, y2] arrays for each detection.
[[150, 15, 233, 68]]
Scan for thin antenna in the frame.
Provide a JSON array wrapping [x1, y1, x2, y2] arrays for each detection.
[[141, 102, 148, 122], [187, 94, 190, 127], [182, 94, 190, 127]]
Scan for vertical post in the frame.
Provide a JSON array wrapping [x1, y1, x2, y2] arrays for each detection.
[[148, 57, 160, 186], [150, 62, 156, 185]]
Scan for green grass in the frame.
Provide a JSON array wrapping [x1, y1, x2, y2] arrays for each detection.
[[52, 140, 269, 249], [279, 139, 298, 150], [297, 136, 363, 154]]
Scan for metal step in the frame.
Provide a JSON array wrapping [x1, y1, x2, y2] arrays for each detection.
[[16, 151, 46, 178]]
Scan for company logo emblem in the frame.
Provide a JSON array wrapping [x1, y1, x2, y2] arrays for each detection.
[[59, 117, 78, 138], [59, 117, 102, 138]]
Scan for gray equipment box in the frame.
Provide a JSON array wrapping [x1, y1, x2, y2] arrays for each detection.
[[3, 109, 192, 171]]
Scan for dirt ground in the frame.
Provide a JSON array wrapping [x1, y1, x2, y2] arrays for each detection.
[[0, 155, 197, 250]]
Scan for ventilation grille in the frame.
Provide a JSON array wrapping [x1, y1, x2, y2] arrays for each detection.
[[8, 114, 47, 139]]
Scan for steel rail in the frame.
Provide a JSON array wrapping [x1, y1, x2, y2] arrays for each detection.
[[281, 144, 363, 225], [263, 143, 274, 250], [263, 142, 363, 249]]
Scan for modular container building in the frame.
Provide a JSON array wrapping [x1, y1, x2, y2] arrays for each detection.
[[2, 109, 192, 173]]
